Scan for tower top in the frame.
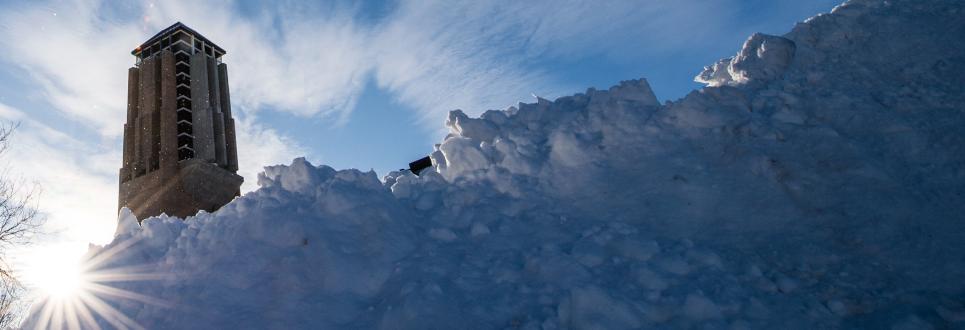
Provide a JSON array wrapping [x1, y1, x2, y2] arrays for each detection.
[[131, 22, 226, 59]]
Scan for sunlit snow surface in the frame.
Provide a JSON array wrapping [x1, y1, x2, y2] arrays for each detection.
[[25, 0, 965, 328]]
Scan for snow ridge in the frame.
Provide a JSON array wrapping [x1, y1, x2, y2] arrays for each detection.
[[27, 0, 965, 328]]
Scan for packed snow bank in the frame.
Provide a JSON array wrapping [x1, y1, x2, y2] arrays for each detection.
[[25, 0, 965, 328]]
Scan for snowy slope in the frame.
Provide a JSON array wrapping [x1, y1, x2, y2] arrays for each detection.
[[25, 0, 965, 328]]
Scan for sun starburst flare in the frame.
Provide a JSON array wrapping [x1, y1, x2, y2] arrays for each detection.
[[21, 238, 169, 330]]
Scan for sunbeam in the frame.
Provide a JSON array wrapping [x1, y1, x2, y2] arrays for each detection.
[[20, 239, 167, 329]]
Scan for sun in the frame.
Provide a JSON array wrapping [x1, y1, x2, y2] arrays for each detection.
[[21, 245, 87, 300], [16, 240, 168, 329], [32, 259, 84, 300]]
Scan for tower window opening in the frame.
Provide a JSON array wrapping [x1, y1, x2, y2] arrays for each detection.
[[177, 147, 195, 161], [177, 121, 193, 135], [177, 97, 191, 109], [175, 62, 190, 74], [173, 30, 190, 44], [176, 86, 191, 98], [177, 109, 192, 122], [175, 52, 190, 64], [172, 43, 191, 55]]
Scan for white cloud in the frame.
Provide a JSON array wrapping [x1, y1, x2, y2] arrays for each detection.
[[233, 115, 311, 193], [0, 2, 142, 137], [371, 6, 554, 126], [0, 103, 118, 248]]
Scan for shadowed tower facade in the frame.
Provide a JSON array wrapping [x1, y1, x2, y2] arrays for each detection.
[[119, 22, 242, 220]]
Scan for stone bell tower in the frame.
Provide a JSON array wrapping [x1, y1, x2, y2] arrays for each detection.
[[118, 22, 243, 220]]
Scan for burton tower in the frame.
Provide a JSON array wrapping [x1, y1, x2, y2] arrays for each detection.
[[118, 22, 242, 220]]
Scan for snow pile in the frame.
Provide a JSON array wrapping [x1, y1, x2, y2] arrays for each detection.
[[26, 0, 965, 328]]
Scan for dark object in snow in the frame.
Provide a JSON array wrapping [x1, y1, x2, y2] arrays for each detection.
[[408, 156, 433, 176]]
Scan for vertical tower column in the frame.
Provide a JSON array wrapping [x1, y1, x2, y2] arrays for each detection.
[[121, 68, 139, 182], [218, 63, 239, 173], [136, 56, 158, 176], [190, 53, 215, 162], [207, 57, 228, 167], [158, 50, 179, 174]]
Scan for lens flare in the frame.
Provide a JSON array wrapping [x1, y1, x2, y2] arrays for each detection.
[[20, 239, 168, 329]]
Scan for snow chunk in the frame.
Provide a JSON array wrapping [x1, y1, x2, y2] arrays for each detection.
[[606, 79, 660, 106], [114, 207, 139, 237], [559, 286, 643, 329], [730, 33, 796, 84], [428, 228, 458, 241], [469, 222, 490, 236], [683, 293, 723, 320], [696, 33, 796, 86], [695, 57, 737, 87]]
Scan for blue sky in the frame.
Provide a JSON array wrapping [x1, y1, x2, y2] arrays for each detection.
[[0, 0, 841, 257]]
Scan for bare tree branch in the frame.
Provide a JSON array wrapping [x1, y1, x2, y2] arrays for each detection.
[[0, 122, 44, 328]]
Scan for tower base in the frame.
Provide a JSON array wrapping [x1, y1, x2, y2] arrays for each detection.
[[119, 159, 243, 220]]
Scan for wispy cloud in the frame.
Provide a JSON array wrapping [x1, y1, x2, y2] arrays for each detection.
[[0, 2, 142, 137], [366, 0, 754, 126]]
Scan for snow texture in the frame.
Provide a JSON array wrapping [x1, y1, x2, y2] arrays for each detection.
[[25, 0, 965, 328]]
